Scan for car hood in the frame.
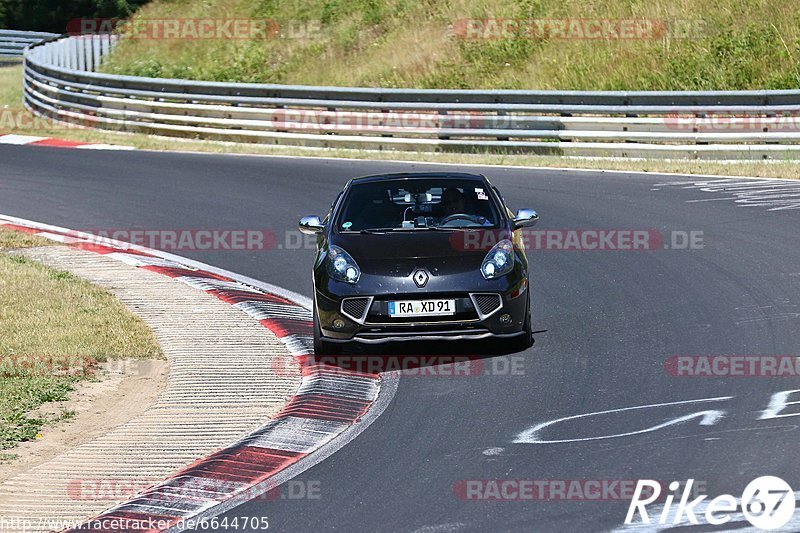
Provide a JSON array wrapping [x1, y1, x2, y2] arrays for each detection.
[[331, 231, 488, 263]]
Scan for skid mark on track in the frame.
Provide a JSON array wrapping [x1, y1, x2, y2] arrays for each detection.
[[735, 301, 800, 326], [654, 178, 800, 211]]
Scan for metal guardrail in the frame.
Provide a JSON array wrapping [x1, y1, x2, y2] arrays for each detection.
[[0, 29, 58, 58], [21, 35, 800, 159]]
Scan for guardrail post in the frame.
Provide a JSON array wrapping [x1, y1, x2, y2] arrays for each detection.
[[68, 37, 75, 70], [91, 35, 100, 72], [77, 37, 86, 72], [438, 110, 450, 140], [497, 110, 509, 141], [99, 34, 109, 65], [86, 36, 92, 71]]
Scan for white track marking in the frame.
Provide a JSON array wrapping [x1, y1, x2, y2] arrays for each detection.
[[0, 134, 46, 144], [514, 397, 733, 444], [655, 178, 800, 210], [75, 143, 134, 150]]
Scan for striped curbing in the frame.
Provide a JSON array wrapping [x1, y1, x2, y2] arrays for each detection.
[[0, 216, 389, 532], [0, 245, 301, 530], [0, 134, 133, 150]]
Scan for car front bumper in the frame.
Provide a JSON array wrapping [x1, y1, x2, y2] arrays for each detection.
[[315, 285, 528, 344], [325, 329, 526, 344]]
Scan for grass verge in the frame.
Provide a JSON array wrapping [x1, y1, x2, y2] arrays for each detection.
[[103, 0, 800, 91], [0, 228, 162, 452], [2, 64, 800, 179]]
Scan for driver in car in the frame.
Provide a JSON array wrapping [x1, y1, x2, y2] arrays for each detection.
[[440, 187, 467, 216], [438, 187, 490, 226]]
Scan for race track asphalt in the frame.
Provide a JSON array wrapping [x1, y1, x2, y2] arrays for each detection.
[[2, 145, 799, 532]]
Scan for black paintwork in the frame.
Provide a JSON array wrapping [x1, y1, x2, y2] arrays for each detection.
[[308, 173, 530, 349]]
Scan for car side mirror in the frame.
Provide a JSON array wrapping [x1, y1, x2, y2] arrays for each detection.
[[299, 215, 324, 235], [513, 209, 539, 229]]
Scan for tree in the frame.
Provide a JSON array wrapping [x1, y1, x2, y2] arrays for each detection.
[[0, 0, 149, 33]]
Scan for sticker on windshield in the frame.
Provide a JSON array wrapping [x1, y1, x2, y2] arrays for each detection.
[[476, 188, 488, 200], [342, 221, 353, 229]]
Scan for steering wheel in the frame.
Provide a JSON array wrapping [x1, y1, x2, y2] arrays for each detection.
[[439, 213, 478, 226]]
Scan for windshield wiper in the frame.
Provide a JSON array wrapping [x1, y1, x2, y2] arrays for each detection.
[[346, 226, 476, 234], [343, 227, 401, 234], [428, 226, 475, 231]]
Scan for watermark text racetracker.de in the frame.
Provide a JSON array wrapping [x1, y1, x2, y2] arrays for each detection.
[[68, 17, 323, 40], [67, 228, 704, 253], [69, 229, 277, 252], [0, 109, 91, 131], [0, 355, 161, 378], [0, 354, 97, 378], [451, 229, 704, 252], [271, 354, 526, 377], [663, 113, 800, 132], [281, 229, 705, 252], [454, 479, 707, 501], [665, 355, 800, 377], [450, 18, 713, 40], [66, 477, 320, 502]]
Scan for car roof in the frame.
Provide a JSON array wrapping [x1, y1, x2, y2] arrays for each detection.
[[348, 172, 487, 185]]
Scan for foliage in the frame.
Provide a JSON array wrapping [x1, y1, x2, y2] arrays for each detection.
[[0, 0, 149, 33]]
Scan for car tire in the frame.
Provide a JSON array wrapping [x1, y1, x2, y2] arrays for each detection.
[[313, 301, 342, 356], [504, 293, 532, 353]]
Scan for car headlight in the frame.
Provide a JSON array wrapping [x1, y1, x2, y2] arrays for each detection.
[[481, 239, 514, 279], [327, 245, 361, 283]]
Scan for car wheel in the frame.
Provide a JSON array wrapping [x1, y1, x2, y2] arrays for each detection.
[[503, 293, 532, 353], [313, 301, 342, 356]]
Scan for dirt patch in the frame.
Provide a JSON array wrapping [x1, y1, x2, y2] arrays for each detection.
[[0, 358, 168, 483]]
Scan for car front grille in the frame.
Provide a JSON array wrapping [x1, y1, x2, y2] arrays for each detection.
[[341, 297, 371, 322], [364, 295, 478, 324], [471, 293, 503, 318]]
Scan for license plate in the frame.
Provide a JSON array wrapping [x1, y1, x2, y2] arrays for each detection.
[[388, 299, 456, 318]]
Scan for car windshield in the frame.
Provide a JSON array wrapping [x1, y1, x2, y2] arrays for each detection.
[[336, 178, 502, 232]]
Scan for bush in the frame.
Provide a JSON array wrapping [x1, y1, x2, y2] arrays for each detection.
[[0, 0, 149, 34]]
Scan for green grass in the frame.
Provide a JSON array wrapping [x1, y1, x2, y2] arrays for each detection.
[[0, 378, 74, 448], [0, 229, 162, 450], [0, 226, 54, 249], [101, 0, 800, 90]]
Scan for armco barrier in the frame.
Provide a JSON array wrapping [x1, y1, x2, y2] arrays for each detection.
[[0, 29, 58, 58], [21, 35, 800, 159]]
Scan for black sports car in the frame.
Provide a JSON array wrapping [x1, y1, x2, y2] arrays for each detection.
[[299, 172, 539, 355]]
